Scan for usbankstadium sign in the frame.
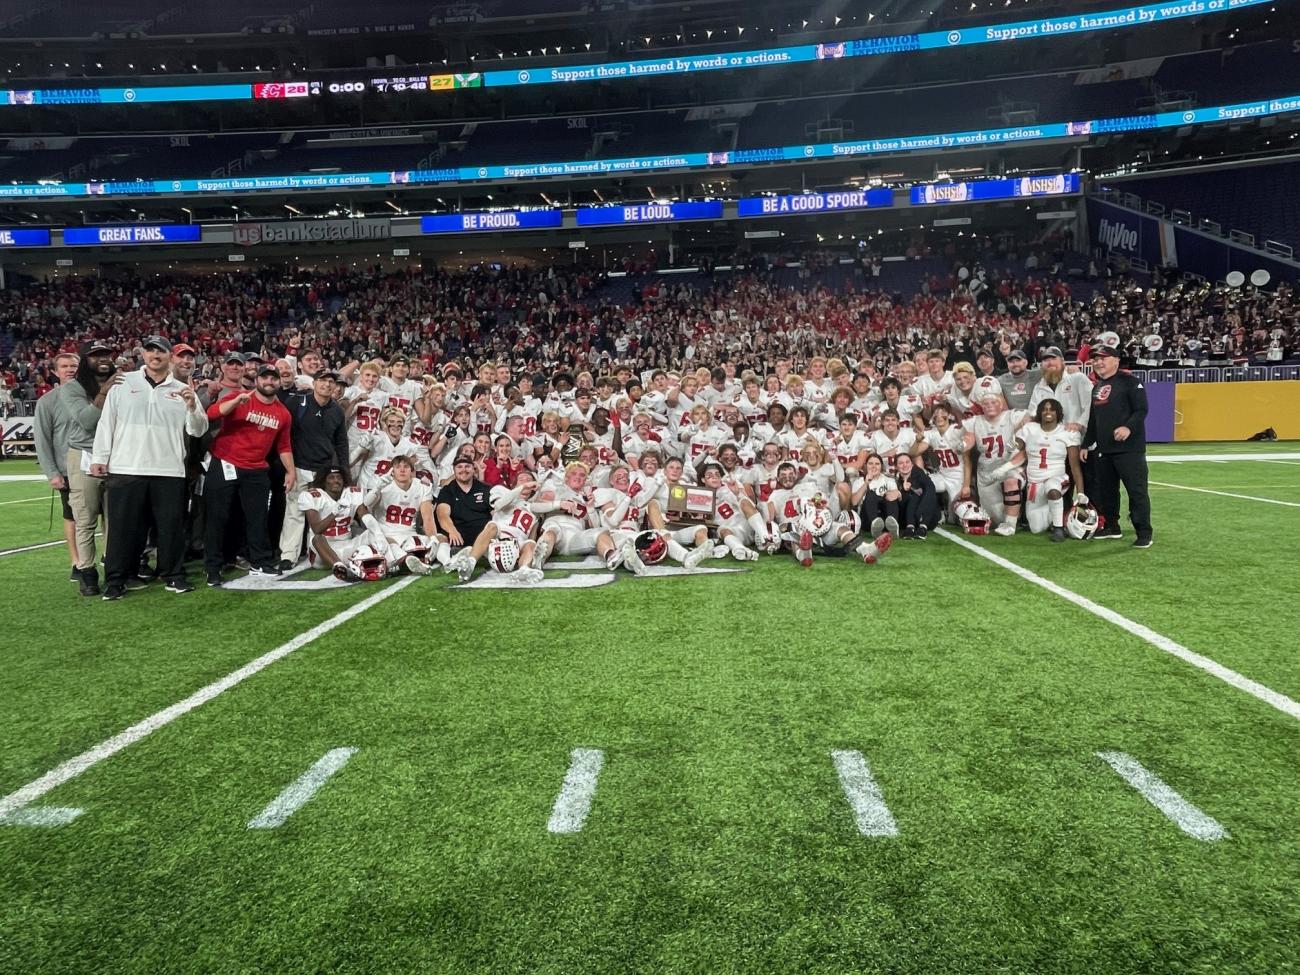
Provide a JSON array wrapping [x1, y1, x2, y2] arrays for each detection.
[[233, 218, 391, 246]]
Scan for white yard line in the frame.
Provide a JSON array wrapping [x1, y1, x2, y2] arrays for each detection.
[[1096, 751, 1227, 841], [547, 748, 605, 834], [0, 576, 418, 821], [247, 748, 358, 829], [831, 749, 899, 837], [1148, 452, 1300, 463], [0, 539, 64, 557], [1149, 481, 1300, 508], [935, 529, 1300, 723], [0, 475, 47, 482], [0, 495, 47, 506], [0, 806, 84, 827], [1260, 460, 1300, 467]]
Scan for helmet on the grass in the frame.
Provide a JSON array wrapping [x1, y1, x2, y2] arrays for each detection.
[[954, 500, 991, 536], [487, 537, 520, 573], [1066, 501, 1100, 540], [633, 530, 668, 565], [348, 543, 390, 582]]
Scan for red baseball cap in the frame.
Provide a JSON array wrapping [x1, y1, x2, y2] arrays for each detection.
[[172, 343, 196, 356]]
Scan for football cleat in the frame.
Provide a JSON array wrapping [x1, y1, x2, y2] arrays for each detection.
[[405, 555, 433, 576], [332, 563, 359, 582], [530, 537, 553, 570], [683, 544, 711, 570], [993, 521, 1017, 536], [869, 517, 885, 538], [453, 551, 476, 582], [620, 540, 648, 576], [731, 545, 759, 561], [1050, 526, 1066, 543], [858, 531, 893, 565]]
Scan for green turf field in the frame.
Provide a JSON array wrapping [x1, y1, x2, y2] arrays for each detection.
[[1, 445, 1298, 974]]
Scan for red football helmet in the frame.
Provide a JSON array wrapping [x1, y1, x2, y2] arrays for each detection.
[[633, 530, 668, 565]]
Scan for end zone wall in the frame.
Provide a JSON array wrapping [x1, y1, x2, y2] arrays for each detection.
[[1173, 381, 1300, 441]]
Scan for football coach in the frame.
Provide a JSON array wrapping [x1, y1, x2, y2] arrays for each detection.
[[1084, 345, 1152, 548]]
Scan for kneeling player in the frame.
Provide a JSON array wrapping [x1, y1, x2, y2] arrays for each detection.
[[1016, 397, 1086, 542], [349, 455, 449, 579]]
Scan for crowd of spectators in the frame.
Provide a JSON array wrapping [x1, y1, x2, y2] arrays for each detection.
[[2, 249, 1296, 416]]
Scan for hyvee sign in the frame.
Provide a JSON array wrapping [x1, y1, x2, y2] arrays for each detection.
[[234, 218, 391, 246]]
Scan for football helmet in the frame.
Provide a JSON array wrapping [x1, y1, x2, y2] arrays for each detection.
[[347, 543, 390, 582], [836, 510, 861, 536], [798, 503, 834, 539], [633, 530, 668, 565], [399, 535, 431, 563], [487, 537, 520, 573], [954, 500, 992, 536], [1065, 501, 1100, 540]]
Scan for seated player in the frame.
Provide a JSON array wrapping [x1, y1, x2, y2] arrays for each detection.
[[530, 462, 625, 570], [444, 469, 546, 584], [968, 393, 1027, 536], [699, 461, 766, 561], [353, 454, 448, 578], [593, 465, 651, 575], [769, 462, 889, 566], [642, 456, 714, 569], [291, 467, 366, 580], [1016, 397, 1086, 542]]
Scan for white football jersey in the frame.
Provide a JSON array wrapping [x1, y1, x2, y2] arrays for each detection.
[[593, 486, 645, 532], [734, 393, 770, 427], [490, 485, 540, 541], [869, 429, 917, 472], [829, 431, 872, 469], [366, 478, 433, 538], [913, 372, 953, 402], [711, 485, 748, 529], [356, 431, 422, 489], [966, 410, 1026, 469], [541, 483, 595, 532], [923, 426, 968, 477], [343, 386, 391, 440], [378, 377, 422, 414], [769, 482, 821, 526], [300, 485, 365, 539], [1020, 422, 1080, 482]]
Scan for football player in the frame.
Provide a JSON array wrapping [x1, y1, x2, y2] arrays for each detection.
[[967, 392, 1028, 536], [915, 405, 974, 514], [443, 469, 546, 584], [869, 409, 918, 474], [700, 461, 764, 561], [642, 456, 713, 568], [353, 455, 449, 577], [1016, 397, 1086, 542], [341, 362, 391, 465], [297, 467, 366, 578], [379, 355, 422, 414], [351, 407, 423, 491], [529, 462, 625, 570]]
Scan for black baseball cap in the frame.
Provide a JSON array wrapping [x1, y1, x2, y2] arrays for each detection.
[[390, 354, 409, 364], [224, 351, 246, 364], [1038, 345, 1064, 360], [1089, 345, 1119, 359], [453, 455, 475, 466], [79, 340, 115, 356], [315, 370, 339, 381], [256, 364, 279, 377], [244, 351, 265, 362], [1007, 349, 1028, 361], [142, 335, 172, 353]]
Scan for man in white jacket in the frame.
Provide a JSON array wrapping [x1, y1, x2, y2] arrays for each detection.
[[90, 336, 209, 600]]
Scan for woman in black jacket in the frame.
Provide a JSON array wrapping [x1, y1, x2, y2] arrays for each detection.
[[895, 453, 941, 540]]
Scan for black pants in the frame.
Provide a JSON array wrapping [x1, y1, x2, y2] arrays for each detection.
[[859, 492, 899, 528], [104, 474, 187, 587], [1095, 450, 1152, 537], [902, 484, 941, 530], [204, 464, 273, 571]]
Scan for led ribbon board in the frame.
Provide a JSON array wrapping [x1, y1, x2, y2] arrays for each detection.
[[736, 188, 893, 216], [0, 228, 51, 246], [62, 225, 202, 245], [0, 95, 1296, 199], [420, 209, 563, 233], [575, 201, 723, 225], [0, 0, 1269, 107], [908, 173, 1081, 204]]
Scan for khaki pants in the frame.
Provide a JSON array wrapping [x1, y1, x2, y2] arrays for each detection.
[[276, 468, 316, 565], [66, 448, 108, 570]]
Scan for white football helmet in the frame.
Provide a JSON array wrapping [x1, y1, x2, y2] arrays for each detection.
[[954, 500, 992, 536], [399, 535, 431, 563], [1066, 501, 1100, 540], [836, 510, 861, 536], [798, 503, 834, 539], [487, 537, 520, 573], [346, 543, 390, 582]]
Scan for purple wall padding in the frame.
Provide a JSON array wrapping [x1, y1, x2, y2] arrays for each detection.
[[1144, 381, 1176, 443]]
